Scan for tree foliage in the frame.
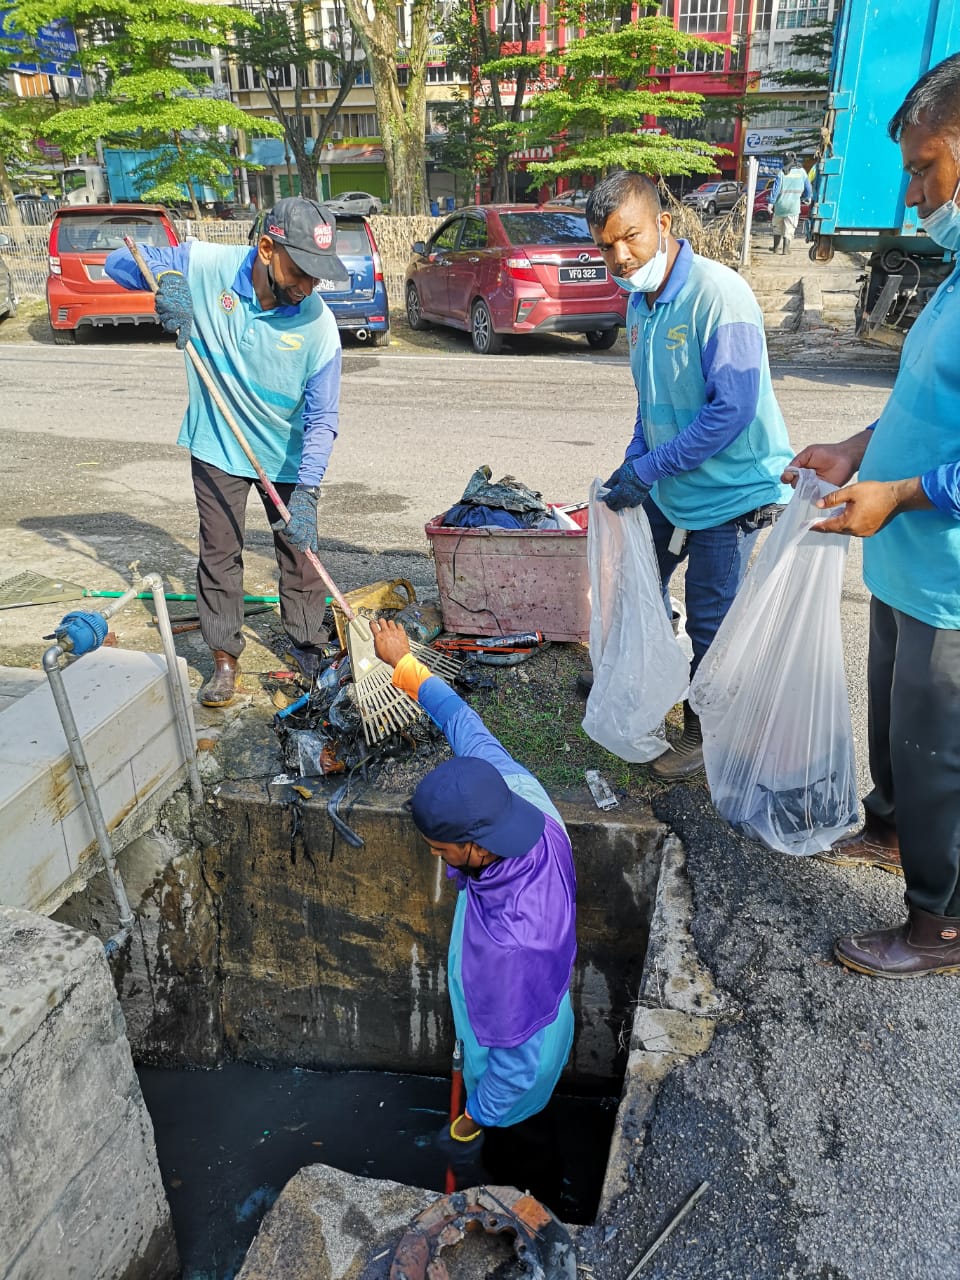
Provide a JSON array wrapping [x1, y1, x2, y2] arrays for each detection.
[[7, 0, 282, 216], [229, 0, 362, 202], [486, 12, 730, 182]]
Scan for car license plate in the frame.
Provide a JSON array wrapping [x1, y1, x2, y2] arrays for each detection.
[[558, 264, 606, 283]]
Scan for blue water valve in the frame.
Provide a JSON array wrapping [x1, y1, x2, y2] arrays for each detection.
[[55, 610, 109, 655]]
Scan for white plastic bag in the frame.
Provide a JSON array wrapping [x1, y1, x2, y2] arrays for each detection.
[[581, 479, 689, 762], [689, 469, 858, 855]]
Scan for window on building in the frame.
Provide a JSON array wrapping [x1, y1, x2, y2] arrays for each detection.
[[674, 46, 727, 72], [334, 111, 379, 137], [497, 0, 541, 42], [676, 0, 728, 33], [426, 62, 457, 83], [235, 63, 296, 91], [776, 0, 830, 28], [754, 0, 774, 29]]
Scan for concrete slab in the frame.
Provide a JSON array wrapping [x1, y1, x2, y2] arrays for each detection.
[[0, 906, 178, 1280], [0, 651, 196, 915]]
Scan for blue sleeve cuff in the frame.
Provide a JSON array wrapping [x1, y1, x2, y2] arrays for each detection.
[[298, 348, 342, 486], [104, 242, 192, 290], [921, 464, 960, 518], [467, 1033, 544, 1126]]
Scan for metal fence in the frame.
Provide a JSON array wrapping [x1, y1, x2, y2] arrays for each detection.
[[2, 212, 441, 313]]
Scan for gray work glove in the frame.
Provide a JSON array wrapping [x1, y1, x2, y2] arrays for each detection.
[[282, 484, 320, 554], [601, 462, 651, 512], [155, 270, 194, 350]]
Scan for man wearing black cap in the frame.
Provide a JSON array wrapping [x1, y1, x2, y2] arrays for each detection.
[[369, 618, 577, 1203], [105, 197, 348, 705]]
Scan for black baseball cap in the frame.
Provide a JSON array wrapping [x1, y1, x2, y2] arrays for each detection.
[[411, 756, 546, 859], [261, 197, 350, 289]]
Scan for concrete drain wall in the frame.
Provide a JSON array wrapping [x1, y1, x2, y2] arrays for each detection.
[[56, 781, 667, 1088]]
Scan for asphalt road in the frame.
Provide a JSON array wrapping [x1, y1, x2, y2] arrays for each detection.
[[0, 340, 895, 794]]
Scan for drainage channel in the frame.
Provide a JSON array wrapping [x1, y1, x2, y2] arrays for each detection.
[[138, 1062, 618, 1279]]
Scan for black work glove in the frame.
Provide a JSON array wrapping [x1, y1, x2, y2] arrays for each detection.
[[601, 462, 651, 513], [154, 270, 194, 350], [436, 1116, 486, 1178], [282, 484, 320, 554]]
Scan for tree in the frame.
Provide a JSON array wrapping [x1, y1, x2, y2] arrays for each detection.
[[339, 0, 435, 214], [0, 16, 65, 223], [230, 0, 363, 202], [484, 11, 731, 184], [440, 0, 547, 203], [9, 0, 283, 219]]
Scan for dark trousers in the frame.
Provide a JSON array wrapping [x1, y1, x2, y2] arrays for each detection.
[[482, 1106, 563, 1212], [645, 497, 771, 678], [190, 456, 328, 659], [864, 597, 960, 917]]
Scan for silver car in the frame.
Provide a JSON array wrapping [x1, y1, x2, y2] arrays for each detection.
[[326, 191, 383, 216], [682, 180, 742, 216]]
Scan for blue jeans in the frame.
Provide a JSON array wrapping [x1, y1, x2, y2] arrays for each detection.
[[645, 497, 774, 679]]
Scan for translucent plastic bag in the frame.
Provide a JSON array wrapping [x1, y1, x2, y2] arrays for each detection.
[[582, 479, 689, 762], [689, 469, 858, 855]]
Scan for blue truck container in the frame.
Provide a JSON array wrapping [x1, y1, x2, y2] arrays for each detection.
[[812, 0, 960, 343], [103, 148, 224, 206]]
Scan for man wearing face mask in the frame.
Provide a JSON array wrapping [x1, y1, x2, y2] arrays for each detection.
[[105, 198, 345, 706], [368, 617, 577, 1206], [785, 55, 960, 979], [584, 171, 794, 779]]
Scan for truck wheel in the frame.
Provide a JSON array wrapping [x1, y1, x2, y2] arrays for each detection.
[[471, 299, 502, 354]]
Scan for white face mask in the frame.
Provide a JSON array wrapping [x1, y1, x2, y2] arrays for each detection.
[[919, 175, 960, 250], [612, 228, 668, 294]]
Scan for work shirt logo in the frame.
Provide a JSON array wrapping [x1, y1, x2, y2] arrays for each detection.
[[313, 223, 333, 250], [630, 322, 639, 348], [219, 291, 236, 314], [666, 324, 688, 350], [276, 332, 304, 350]]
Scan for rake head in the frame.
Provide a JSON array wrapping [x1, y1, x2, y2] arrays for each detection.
[[409, 640, 464, 682], [347, 615, 422, 745]]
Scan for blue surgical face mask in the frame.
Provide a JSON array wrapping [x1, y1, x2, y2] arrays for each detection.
[[919, 176, 960, 250], [612, 229, 668, 294]]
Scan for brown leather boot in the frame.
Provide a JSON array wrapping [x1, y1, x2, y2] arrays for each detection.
[[651, 701, 703, 780], [835, 905, 960, 978], [818, 814, 902, 875], [200, 651, 239, 707]]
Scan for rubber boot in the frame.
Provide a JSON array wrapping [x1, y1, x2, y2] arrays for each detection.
[[781, 237, 790, 254], [817, 814, 902, 875], [835, 904, 960, 979], [771, 234, 781, 253], [651, 700, 703, 780], [200, 650, 238, 707]]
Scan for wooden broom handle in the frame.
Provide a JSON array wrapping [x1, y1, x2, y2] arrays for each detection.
[[123, 236, 354, 620]]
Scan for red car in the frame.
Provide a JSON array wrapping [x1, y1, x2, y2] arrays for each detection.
[[47, 204, 179, 342], [404, 204, 628, 354], [753, 180, 812, 223]]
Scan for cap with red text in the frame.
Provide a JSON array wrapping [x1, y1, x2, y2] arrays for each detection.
[[262, 197, 349, 290]]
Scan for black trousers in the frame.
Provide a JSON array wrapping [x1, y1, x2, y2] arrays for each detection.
[[190, 456, 328, 659], [864, 597, 960, 917], [482, 1105, 563, 1213]]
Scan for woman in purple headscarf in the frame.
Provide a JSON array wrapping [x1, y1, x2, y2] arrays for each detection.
[[370, 618, 577, 1194]]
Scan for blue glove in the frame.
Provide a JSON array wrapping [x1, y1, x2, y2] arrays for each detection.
[[283, 484, 320, 554], [601, 462, 651, 512], [436, 1117, 486, 1178], [155, 270, 194, 350]]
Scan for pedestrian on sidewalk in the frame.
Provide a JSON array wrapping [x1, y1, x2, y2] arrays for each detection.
[[105, 198, 345, 706], [768, 153, 813, 253], [583, 171, 795, 780], [369, 617, 576, 1206], [786, 54, 960, 979]]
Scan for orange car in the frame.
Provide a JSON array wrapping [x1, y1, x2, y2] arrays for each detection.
[[46, 204, 179, 342]]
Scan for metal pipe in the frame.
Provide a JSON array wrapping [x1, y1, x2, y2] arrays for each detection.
[[355, 328, 368, 341], [141, 573, 204, 805], [96, 584, 140, 623], [42, 643, 135, 949]]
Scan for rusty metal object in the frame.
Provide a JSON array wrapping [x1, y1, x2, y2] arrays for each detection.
[[384, 1185, 576, 1280]]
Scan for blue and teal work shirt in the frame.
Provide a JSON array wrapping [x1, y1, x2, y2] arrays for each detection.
[[622, 239, 794, 529], [771, 166, 813, 219], [105, 242, 341, 486], [418, 677, 575, 1129], [859, 263, 960, 629]]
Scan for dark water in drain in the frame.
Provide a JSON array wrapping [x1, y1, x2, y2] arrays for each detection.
[[138, 1063, 617, 1280]]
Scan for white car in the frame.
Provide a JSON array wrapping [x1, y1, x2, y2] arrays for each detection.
[[326, 191, 382, 216]]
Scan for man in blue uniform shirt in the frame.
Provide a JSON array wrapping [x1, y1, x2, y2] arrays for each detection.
[[789, 55, 960, 978], [584, 172, 794, 779], [106, 197, 344, 706]]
